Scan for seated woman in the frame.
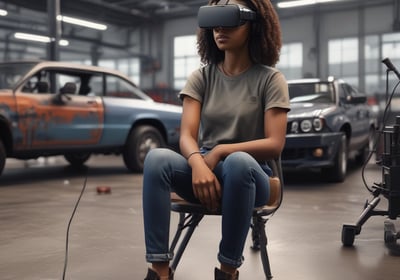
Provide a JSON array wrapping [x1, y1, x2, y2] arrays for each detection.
[[142, 1, 290, 279]]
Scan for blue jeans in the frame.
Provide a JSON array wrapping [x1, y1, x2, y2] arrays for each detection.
[[142, 148, 271, 268]]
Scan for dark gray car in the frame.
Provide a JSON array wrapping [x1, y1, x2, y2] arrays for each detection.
[[282, 77, 376, 182]]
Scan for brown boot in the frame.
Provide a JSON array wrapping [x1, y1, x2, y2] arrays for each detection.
[[144, 268, 174, 280], [214, 267, 239, 280]]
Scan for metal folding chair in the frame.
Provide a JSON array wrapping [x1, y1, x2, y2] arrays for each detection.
[[169, 157, 284, 279]]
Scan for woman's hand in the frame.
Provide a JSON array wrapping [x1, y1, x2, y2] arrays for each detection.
[[203, 144, 226, 170], [202, 151, 220, 171], [192, 145, 227, 211], [190, 157, 221, 211]]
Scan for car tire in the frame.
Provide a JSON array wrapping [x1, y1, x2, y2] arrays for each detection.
[[322, 133, 347, 183], [64, 153, 91, 167], [123, 125, 165, 173], [0, 138, 5, 176]]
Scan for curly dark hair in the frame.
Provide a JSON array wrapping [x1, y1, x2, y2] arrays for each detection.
[[197, 0, 282, 67]]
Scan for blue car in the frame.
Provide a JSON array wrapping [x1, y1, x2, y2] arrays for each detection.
[[282, 77, 376, 182], [0, 61, 182, 175]]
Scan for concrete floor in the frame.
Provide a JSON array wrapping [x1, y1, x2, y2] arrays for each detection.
[[0, 155, 399, 280]]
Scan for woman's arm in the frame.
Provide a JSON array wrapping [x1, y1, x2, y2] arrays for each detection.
[[179, 96, 202, 159], [180, 96, 221, 210]]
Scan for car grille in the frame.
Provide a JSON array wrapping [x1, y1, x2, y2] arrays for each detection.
[[281, 148, 307, 160]]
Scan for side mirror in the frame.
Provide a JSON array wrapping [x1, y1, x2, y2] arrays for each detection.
[[346, 95, 366, 104]]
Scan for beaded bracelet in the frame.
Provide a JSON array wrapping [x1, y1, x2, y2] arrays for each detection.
[[187, 151, 202, 160]]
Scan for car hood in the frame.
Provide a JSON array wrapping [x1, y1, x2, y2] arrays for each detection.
[[288, 102, 335, 118], [149, 100, 183, 114]]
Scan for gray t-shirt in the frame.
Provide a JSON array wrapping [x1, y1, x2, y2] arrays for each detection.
[[179, 64, 290, 150]]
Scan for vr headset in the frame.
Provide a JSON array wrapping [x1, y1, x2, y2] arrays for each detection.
[[197, 4, 257, 28]]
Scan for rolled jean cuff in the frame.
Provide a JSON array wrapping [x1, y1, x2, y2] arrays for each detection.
[[218, 253, 244, 268], [146, 252, 174, 263]]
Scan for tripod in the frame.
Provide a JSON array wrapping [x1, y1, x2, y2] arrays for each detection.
[[341, 58, 400, 247], [342, 116, 400, 246]]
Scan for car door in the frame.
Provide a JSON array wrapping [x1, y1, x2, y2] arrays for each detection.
[[339, 83, 369, 149], [14, 69, 104, 150]]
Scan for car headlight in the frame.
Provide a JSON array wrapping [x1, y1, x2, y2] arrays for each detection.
[[313, 118, 323, 131], [290, 118, 324, 133], [291, 121, 299, 133], [300, 120, 312, 133]]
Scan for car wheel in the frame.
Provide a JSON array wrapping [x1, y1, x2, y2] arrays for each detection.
[[123, 125, 165, 173], [322, 133, 347, 183], [0, 139, 5, 176], [355, 127, 375, 165], [64, 153, 91, 167]]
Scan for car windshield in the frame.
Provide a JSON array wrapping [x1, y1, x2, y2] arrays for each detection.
[[0, 62, 36, 90], [288, 82, 335, 104]]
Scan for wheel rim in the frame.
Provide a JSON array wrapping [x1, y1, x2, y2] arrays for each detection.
[[138, 135, 161, 163]]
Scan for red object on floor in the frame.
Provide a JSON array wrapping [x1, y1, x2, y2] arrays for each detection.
[[96, 186, 111, 194]]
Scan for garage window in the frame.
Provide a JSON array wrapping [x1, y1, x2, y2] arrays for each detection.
[[173, 35, 201, 90], [328, 37, 359, 88], [277, 42, 303, 79]]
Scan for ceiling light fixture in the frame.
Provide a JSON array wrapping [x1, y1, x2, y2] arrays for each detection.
[[58, 39, 69, 46], [14, 32, 51, 43], [14, 32, 69, 46], [277, 0, 342, 8], [0, 9, 8, 16], [57, 15, 107, 30]]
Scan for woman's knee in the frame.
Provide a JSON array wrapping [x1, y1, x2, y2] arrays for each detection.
[[221, 152, 258, 184], [143, 148, 178, 194], [223, 151, 256, 170], [144, 148, 174, 169]]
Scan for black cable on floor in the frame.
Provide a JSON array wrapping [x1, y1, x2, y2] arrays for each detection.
[[62, 174, 88, 280]]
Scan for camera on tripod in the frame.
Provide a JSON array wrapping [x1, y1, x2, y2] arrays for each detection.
[[380, 116, 400, 220], [341, 58, 400, 247]]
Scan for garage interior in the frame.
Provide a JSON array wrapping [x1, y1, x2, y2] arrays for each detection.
[[1, 0, 400, 280]]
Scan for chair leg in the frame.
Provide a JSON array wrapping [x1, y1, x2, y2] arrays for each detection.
[[251, 216, 261, 250], [169, 213, 186, 254], [169, 212, 204, 271], [253, 216, 273, 280]]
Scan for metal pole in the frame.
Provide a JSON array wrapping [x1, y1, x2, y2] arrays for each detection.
[[47, 0, 61, 61]]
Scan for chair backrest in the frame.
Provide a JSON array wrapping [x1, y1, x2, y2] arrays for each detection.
[[267, 176, 281, 207], [266, 157, 284, 210]]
